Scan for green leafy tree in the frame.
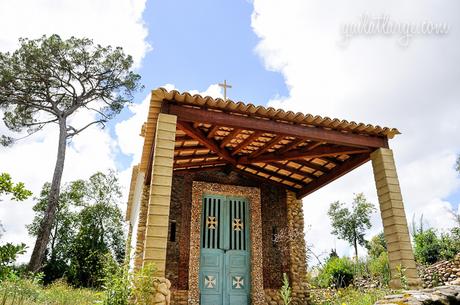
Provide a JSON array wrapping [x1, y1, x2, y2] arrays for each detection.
[[413, 228, 440, 264], [0, 173, 31, 279], [66, 171, 125, 288], [0, 34, 141, 271], [0, 173, 32, 201], [27, 182, 81, 283], [367, 232, 387, 259], [27, 171, 125, 287], [328, 193, 375, 260]]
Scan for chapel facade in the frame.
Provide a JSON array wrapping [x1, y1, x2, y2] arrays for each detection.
[[125, 88, 420, 305]]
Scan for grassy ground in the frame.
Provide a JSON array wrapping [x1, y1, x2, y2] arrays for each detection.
[[309, 287, 397, 305], [0, 278, 102, 305]]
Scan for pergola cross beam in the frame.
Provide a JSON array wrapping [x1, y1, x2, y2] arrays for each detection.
[[177, 121, 236, 164], [167, 104, 388, 148]]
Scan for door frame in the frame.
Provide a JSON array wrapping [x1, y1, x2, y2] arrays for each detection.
[[189, 182, 265, 305]]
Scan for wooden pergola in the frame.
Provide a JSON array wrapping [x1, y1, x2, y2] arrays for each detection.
[[140, 89, 399, 199]]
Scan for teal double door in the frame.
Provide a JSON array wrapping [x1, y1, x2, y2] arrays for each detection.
[[199, 195, 250, 305]]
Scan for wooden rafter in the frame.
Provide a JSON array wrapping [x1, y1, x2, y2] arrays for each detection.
[[232, 167, 299, 193], [245, 164, 307, 187], [174, 159, 227, 168], [174, 146, 210, 154], [174, 166, 226, 174], [220, 128, 241, 148], [207, 125, 220, 138], [292, 159, 330, 173], [249, 135, 284, 159], [296, 153, 370, 199], [177, 121, 236, 164], [238, 145, 370, 164], [174, 154, 220, 161], [167, 104, 388, 148], [270, 162, 317, 180], [276, 138, 305, 155], [231, 131, 263, 156]]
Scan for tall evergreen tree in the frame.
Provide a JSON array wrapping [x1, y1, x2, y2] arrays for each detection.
[[0, 35, 141, 271]]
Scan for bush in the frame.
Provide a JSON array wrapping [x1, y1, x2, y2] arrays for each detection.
[[368, 252, 390, 286], [414, 229, 440, 264], [101, 255, 130, 305], [131, 263, 160, 305], [317, 257, 354, 288]]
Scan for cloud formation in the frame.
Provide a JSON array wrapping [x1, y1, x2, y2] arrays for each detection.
[[251, 0, 460, 261]]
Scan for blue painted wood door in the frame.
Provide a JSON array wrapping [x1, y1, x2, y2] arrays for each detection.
[[200, 195, 250, 305]]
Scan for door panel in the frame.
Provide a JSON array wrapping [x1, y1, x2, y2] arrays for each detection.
[[200, 195, 250, 305]]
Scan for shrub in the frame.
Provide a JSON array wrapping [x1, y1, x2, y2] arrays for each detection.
[[0, 243, 26, 280], [131, 263, 159, 305], [414, 229, 440, 264], [101, 254, 130, 305], [317, 257, 354, 288], [368, 252, 390, 286], [279, 273, 292, 305]]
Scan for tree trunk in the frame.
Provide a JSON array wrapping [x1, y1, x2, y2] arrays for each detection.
[[353, 238, 358, 262], [28, 119, 67, 272]]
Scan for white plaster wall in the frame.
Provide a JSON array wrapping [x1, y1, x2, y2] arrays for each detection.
[[128, 171, 145, 270]]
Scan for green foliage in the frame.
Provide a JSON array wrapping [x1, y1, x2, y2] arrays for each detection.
[[279, 273, 292, 305], [413, 228, 440, 264], [0, 173, 32, 201], [0, 273, 101, 305], [366, 233, 387, 259], [0, 243, 27, 279], [131, 264, 160, 305], [328, 193, 375, 259], [101, 254, 130, 305], [27, 170, 125, 287], [367, 252, 390, 287], [317, 257, 354, 288], [395, 264, 408, 290], [309, 287, 394, 305]]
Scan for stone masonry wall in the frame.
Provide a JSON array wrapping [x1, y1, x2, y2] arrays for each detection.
[[419, 253, 460, 288], [134, 185, 150, 271], [286, 191, 309, 305]]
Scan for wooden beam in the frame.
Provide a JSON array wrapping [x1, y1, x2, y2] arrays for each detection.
[[245, 164, 307, 187], [231, 131, 262, 156], [174, 154, 220, 161], [207, 125, 220, 139], [270, 162, 317, 180], [174, 166, 226, 175], [249, 135, 284, 159], [220, 128, 241, 148], [238, 145, 370, 164], [277, 138, 306, 155], [174, 159, 228, 168], [296, 154, 370, 199], [175, 146, 210, 154], [292, 159, 329, 173], [168, 104, 387, 148], [232, 167, 299, 193], [177, 121, 236, 164]]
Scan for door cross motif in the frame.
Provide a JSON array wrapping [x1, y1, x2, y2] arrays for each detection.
[[207, 216, 217, 229], [232, 218, 243, 231]]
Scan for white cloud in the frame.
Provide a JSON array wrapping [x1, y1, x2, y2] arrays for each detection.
[[0, 0, 149, 262], [0, 0, 150, 68], [252, 0, 460, 262]]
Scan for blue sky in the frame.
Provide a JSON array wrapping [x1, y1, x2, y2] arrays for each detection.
[[112, 0, 288, 169], [1, 0, 459, 262]]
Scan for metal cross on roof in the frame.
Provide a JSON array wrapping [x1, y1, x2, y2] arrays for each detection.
[[218, 80, 232, 100]]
